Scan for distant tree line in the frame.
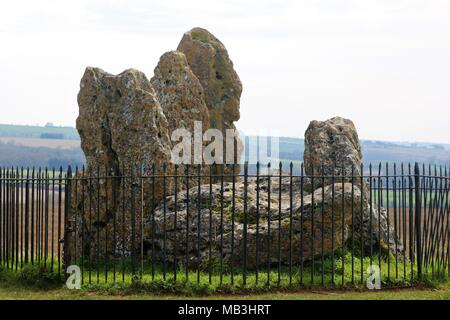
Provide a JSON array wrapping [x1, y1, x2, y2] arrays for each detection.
[[0, 141, 85, 169], [40, 132, 65, 139], [0, 136, 448, 171]]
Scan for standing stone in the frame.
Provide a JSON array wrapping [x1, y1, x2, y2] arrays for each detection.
[[73, 67, 173, 260], [77, 67, 172, 178], [177, 27, 242, 176], [151, 50, 209, 167], [304, 117, 363, 182], [304, 116, 400, 256]]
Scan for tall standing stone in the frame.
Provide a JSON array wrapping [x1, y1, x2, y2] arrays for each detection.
[[151, 50, 209, 166], [73, 67, 173, 260], [77, 67, 172, 177], [177, 27, 243, 176]]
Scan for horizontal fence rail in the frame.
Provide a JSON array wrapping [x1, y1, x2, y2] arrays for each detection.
[[0, 162, 449, 289]]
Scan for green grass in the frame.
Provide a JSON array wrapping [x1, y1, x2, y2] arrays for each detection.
[[1, 278, 450, 300], [2, 247, 448, 298], [1, 287, 450, 300], [1, 241, 449, 300]]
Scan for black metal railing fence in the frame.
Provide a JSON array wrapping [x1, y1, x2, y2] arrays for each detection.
[[0, 162, 448, 288]]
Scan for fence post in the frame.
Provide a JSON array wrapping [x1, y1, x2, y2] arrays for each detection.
[[130, 164, 137, 279], [414, 162, 422, 278], [63, 166, 72, 279], [242, 161, 248, 287]]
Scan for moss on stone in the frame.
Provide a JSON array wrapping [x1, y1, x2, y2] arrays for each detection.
[[190, 28, 212, 43], [229, 210, 264, 225]]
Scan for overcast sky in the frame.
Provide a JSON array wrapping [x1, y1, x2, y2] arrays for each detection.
[[0, 0, 449, 143]]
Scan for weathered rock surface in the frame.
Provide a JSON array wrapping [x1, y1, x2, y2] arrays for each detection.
[[145, 176, 362, 268], [77, 67, 172, 178], [303, 116, 401, 257], [177, 28, 242, 176], [73, 67, 174, 258], [304, 117, 363, 182], [151, 51, 209, 140]]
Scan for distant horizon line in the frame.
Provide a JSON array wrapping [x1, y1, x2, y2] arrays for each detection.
[[0, 122, 448, 146]]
